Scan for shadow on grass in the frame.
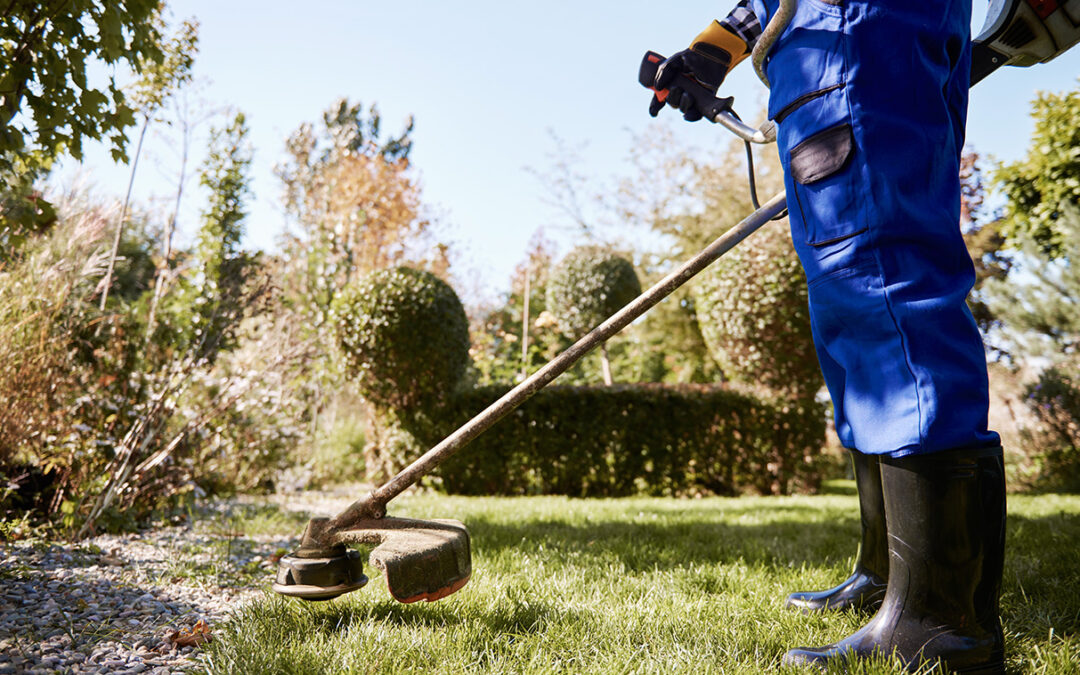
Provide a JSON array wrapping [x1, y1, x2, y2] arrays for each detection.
[[279, 593, 577, 638], [461, 504, 1080, 639], [464, 509, 863, 572]]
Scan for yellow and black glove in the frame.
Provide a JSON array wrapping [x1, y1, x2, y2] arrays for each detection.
[[649, 22, 749, 121]]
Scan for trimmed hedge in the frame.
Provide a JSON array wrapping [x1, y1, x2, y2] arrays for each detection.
[[424, 383, 826, 497]]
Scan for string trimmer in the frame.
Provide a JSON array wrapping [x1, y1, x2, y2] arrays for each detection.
[[272, 0, 1080, 604]]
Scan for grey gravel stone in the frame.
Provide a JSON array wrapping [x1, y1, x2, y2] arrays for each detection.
[[0, 501, 299, 674]]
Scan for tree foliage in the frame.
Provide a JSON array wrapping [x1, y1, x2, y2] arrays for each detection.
[[0, 0, 164, 169], [127, 16, 198, 117], [469, 232, 567, 385], [610, 124, 816, 395], [614, 126, 787, 386], [995, 81, 1080, 257], [1020, 361, 1080, 492], [547, 246, 641, 340], [332, 266, 469, 480], [1, 0, 170, 256], [276, 98, 441, 327], [159, 111, 254, 360], [984, 205, 1080, 359]]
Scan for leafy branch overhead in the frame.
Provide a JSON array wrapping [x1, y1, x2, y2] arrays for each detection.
[[0, 0, 166, 169]]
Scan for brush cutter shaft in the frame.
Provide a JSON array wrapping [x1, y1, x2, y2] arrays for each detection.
[[329, 191, 788, 530]]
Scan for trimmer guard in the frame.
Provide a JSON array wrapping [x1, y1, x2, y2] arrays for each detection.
[[337, 517, 472, 603]]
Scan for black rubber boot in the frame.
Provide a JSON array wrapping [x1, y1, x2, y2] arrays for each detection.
[[786, 450, 888, 613], [783, 446, 1006, 674]]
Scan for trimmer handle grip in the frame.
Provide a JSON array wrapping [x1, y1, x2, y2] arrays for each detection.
[[639, 51, 735, 122]]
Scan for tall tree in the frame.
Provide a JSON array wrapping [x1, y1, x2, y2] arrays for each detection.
[[275, 98, 436, 326], [162, 111, 253, 361], [273, 99, 446, 453], [995, 81, 1080, 257]]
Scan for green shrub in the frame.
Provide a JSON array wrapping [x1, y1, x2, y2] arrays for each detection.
[[547, 246, 641, 340], [547, 246, 642, 384], [331, 267, 469, 479], [1023, 363, 1080, 492], [426, 383, 826, 497], [332, 266, 470, 412], [692, 220, 822, 399]]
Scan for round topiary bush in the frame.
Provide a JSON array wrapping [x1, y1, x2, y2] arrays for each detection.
[[546, 246, 641, 340], [692, 220, 822, 399], [546, 246, 641, 384], [332, 266, 470, 412]]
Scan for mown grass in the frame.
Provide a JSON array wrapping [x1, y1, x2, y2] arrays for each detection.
[[197, 487, 1080, 674]]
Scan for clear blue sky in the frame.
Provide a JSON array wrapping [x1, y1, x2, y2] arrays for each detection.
[[56, 1, 1080, 301]]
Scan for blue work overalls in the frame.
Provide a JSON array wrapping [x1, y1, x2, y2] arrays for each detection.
[[748, 0, 999, 456]]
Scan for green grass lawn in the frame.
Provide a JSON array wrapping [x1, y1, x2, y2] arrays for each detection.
[[198, 486, 1080, 674]]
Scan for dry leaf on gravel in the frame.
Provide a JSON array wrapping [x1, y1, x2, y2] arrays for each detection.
[[168, 620, 212, 647]]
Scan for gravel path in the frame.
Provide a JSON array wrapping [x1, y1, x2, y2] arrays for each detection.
[[0, 505, 315, 674]]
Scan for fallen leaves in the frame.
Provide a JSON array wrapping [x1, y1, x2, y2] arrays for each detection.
[[167, 619, 212, 648]]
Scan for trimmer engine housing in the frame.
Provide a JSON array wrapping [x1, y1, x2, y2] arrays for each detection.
[[972, 0, 1080, 83]]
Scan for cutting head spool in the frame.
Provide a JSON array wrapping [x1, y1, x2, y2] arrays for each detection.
[[272, 545, 369, 601]]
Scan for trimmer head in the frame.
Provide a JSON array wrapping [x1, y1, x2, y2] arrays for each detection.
[[272, 546, 369, 601], [272, 516, 471, 604]]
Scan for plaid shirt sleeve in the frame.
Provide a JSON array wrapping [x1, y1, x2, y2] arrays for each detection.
[[718, 0, 763, 48]]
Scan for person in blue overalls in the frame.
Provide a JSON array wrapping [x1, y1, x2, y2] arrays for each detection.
[[649, 1, 1006, 671]]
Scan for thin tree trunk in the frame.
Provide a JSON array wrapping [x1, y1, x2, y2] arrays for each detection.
[[146, 111, 192, 335], [600, 341, 613, 386], [100, 115, 150, 311], [520, 266, 530, 380]]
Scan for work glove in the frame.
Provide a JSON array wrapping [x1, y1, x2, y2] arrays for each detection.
[[649, 22, 749, 121]]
